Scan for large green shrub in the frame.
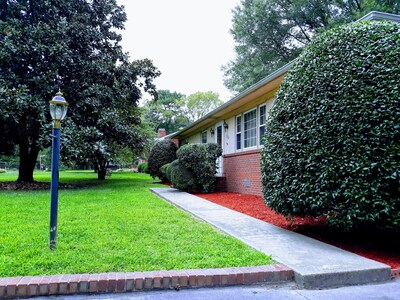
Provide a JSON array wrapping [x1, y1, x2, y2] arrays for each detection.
[[148, 140, 177, 182], [160, 163, 172, 182], [171, 143, 222, 193], [261, 21, 400, 231], [169, 159, 197, 192]]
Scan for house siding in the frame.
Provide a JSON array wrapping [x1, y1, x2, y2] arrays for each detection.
[[223, 149, 262, 196]]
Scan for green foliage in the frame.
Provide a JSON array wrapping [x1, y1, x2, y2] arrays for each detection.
[[137, 162, 148, 173], [0, 0, 160, 182], [0, 169, 5, 173], [143, 90, 223, 134], [261, 20, 400, 231], [160, 163, 172, 182], [143, 90, 189, 134], [0, 171, 271, 276], [148, 140, 178, 181], [186, 91, 223, 122], [224, 0, 400, 93], [169, 159, 198, 192], [171, 143, 222, 193]]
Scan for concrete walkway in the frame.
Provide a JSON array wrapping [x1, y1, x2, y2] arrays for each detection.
[[151, 188, 391, 289]]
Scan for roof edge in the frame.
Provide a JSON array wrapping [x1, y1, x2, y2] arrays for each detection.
[[357, 11, 400, 23], [170, 61, 294, 139]]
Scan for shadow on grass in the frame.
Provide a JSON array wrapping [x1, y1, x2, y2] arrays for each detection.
[[0, 172, 159, 191]]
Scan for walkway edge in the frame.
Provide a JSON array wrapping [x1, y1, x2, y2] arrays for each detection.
[[151, 188, 391, 289], [0, 265, 293, 299]]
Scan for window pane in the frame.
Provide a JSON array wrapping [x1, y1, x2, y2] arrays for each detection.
[[259, 105, 266, 125], [201, 131, 207, 144], [217, 126, 222, 147], [259, 125, 265, 145], [236, 133, 241, 150], [244, 110, 256, 148], [236, 116, 241, 133]]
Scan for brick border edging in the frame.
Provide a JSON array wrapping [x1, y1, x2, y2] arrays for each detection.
[[0, 264, 293, 299]]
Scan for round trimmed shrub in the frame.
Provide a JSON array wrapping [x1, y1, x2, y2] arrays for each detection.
[[261, 21, 400, 231], [160, 163, 172, 182], [169, 159, 197, 192], [148, 140, 177, 181], [171, 143, 222, 193]]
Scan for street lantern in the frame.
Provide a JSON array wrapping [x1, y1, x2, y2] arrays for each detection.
[[49, 91, 68, 250]]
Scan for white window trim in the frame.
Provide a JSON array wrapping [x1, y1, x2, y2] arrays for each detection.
[[258, 104, 267, 147], [235, 103, 268, 152], [243, 108, 257, 150], [236, 115, 242, 151], [201, 131, 207, 144]]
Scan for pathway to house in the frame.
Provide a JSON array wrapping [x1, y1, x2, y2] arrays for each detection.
[[151, 188, 391, 289]]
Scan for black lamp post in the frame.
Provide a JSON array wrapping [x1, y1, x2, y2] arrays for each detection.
[[49, 91, 68, 250]]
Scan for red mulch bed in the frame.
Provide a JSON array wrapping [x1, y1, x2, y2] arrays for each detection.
[[194, 192, 400, 269]]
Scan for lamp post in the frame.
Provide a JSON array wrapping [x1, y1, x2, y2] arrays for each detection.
[[49, 91, 68, 249]]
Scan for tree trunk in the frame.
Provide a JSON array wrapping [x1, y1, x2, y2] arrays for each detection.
[[17, 140, 39, 183], [97, 166, 107, 180]]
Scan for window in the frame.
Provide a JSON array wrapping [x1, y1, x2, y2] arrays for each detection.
[[236, 116, 241, 150], [236, 104, 268, 150], [259, 105, 266, 145], [243, 109, 257, 148], [201, 131, 207, 144], [216, 126, 222, 147]]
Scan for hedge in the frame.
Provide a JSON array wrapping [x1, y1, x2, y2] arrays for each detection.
[[261, 21, 400, 231], [171, 143, 222, 193], [147, 140, 177, 182]]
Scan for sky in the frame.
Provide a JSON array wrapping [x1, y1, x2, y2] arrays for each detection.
[[116, 0, 240, 103]]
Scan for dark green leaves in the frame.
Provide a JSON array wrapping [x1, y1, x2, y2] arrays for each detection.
[[261, 21, 400, 231]]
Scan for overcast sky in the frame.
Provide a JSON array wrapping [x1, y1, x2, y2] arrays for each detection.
[[116, 0, 240, 102]]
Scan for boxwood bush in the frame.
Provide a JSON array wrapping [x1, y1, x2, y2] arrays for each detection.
[[171, 143, 222, 193], [261, 21, 400, 231], [160, 163, 172, 182], [148, 140, 177, 182], [169, 159, 197, 192]]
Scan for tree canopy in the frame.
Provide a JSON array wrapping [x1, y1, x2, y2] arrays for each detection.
[[0, 0, 160, 181], [186, 91, 223, 122], [143, 90, 223, 134], [223, 0, 400, 93], [143, 90, 189, 134]]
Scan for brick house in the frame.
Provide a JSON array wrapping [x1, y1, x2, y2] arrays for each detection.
[[170, 11, 400, 196], [170, 63, 291, 195]]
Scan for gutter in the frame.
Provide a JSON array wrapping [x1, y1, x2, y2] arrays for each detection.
[[170, 61, 294, 139]]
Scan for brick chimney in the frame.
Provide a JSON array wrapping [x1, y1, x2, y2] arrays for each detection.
[[157, 128, 166, 138]]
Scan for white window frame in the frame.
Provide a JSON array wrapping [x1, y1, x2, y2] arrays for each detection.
[[243, 108, 257, 150], [258, 104, 267, 146], [201, 131, 207, 144], [236, 115, 242, 150], [235, 103, 268, 152]]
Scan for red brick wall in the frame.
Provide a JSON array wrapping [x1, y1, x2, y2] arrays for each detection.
[[223, 149, 262, 196]]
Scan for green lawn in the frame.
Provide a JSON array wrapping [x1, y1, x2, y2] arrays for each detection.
[[0, 171, 272, 277]]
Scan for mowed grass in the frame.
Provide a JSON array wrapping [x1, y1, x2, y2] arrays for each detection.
[[0, 171, 272, 277]]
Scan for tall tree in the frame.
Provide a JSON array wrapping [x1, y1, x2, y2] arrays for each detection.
[[186, 91, 223, 122], [0, 0, 160, 182], [223, 0, 400, 93], [143, 90, 189, 134], [61, 60, 159, 180]]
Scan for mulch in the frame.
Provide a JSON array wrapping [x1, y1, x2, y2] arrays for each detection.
[[194, 192, 400, 269]]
